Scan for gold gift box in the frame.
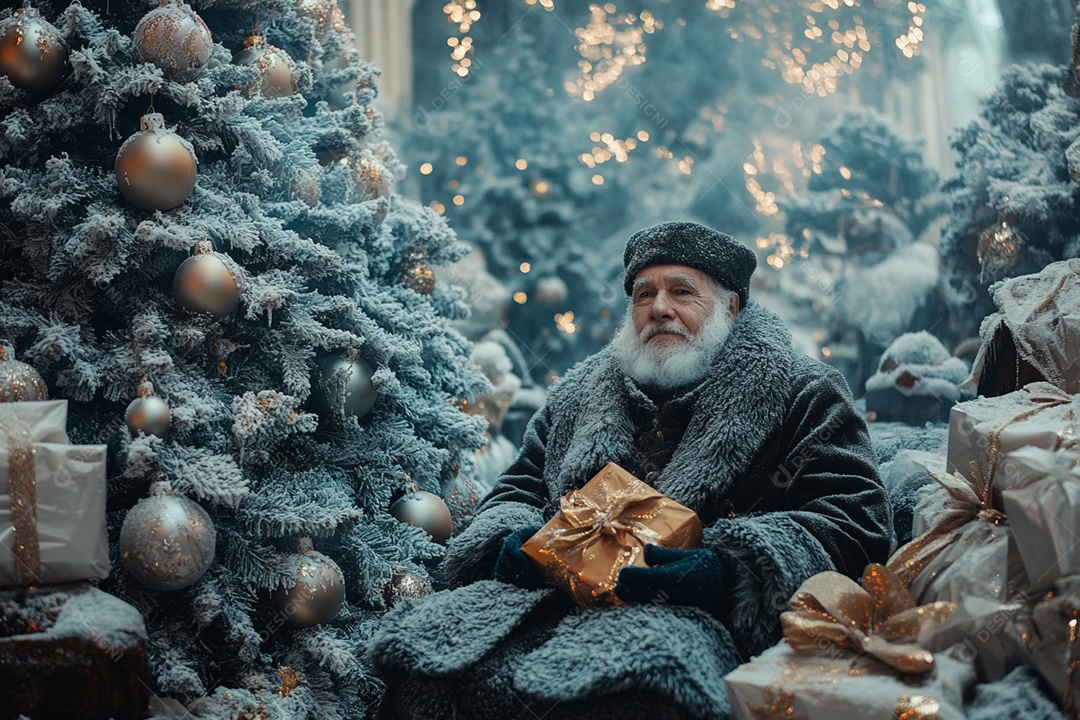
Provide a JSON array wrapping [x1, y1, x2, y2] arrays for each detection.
[[521, 462, 703, 608]]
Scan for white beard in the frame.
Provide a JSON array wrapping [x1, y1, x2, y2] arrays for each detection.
[[612, 303, 735, 391]]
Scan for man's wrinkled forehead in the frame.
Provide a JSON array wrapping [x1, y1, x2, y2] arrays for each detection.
[[631, 267, 710, 292]]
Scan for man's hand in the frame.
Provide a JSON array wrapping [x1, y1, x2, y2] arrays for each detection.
[[614, 544, 731, 615], [492, 526, 545, 590]]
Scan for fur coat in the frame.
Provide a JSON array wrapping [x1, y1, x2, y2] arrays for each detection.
[[371, 303, 892, 719]]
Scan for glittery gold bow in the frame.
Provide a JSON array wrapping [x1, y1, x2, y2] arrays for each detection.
[[0, 404, 40, 586], [781, 564, 955, 675], [544, 479, 660, 557]]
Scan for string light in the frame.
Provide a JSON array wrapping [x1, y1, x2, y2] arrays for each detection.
[[580, 131, 640, 168], [555, 311, 577, 334], [420, 163, 433, 175], [514, 292, 528, 304], [519, 262, 531, 273], [566, 5, 659, 101], [444, 0, 479, 77], [705, 0, 925, 96]]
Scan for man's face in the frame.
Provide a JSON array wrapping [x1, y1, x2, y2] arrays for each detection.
[[631, 264, 729, 344], [615, 264, 739, 390]]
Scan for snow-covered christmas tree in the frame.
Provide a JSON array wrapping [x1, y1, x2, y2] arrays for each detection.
[[764, 108, 945, 393], [941, 9, 1080, 342], [0, 0, 487, 716], [406, 13, 627, 385]]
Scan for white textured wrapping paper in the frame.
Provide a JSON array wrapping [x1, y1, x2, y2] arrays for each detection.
[[946, 384, 1079, 486], [5, 400, 69, 444], [726, 643, 974, 720], [0, 441, 109, 587], [1001, 446, 1080, 593]]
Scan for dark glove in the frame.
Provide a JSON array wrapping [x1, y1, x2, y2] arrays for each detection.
[[614, 544, 731, 616], [492, 526, 545, 590]]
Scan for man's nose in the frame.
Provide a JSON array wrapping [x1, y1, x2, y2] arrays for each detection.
[[650, 291, 675, 320]]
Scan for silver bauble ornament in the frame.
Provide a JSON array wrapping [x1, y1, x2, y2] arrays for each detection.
[[295, 0, 346, 40], [389, 491, 452, 544], [115, 112, 198, 212], [352, 154, 392, 223], [0, 341, 48, 402], [383, 565, 433, 607], [233, 32, 298, 98], [322, 41, 363, 110], [977, 220, 1026, 278], [271, 537, 345, 627], [133, 0, 213, 81], [309, 353, 376, 419], [0, 4, 68, 92], [125, 378, 171, 437], [119, 481, 216, 591], [173, 240, 242, 321]]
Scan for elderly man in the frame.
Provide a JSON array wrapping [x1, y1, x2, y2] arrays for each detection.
[[372, 222, 892, 719]]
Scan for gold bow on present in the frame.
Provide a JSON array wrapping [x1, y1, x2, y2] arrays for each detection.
[[781, 564, 956, 675], [539, 477, 664, 564]]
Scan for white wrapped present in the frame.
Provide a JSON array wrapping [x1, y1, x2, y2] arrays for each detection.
[[1001, 446, 1080, 593], [946, 382, 1079, 487], [726, 564, 973, 720], [890, 470, 1026, 603], [0, 404, 108, 588]]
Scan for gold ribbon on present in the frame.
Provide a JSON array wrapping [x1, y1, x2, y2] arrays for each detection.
[[781, 564, 956, 675], [536, 475, 665, 594], [0, 403, 41, 586], [889, 383, 1078, 587], [523, 463, 702, 607]]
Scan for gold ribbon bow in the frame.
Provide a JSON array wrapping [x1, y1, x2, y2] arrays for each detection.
[[781, 564, 956, 675], [0, 404, 41, 586], [542, 477, 664, 555]]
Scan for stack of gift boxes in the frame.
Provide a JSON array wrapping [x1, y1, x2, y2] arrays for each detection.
[[726, 259, 1080, 718], [0, 398, 109, 587], [0, 396, 149, 719]]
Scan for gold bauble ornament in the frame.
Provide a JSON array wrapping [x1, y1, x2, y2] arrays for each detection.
[[173, 240, 242, 321], [0, 341, 48, 402], [115, 112, 198, 212], [353, 154, 392, 223], [977, 219, 1026, 277], [271, 537, 345, 628], [133, 0, 213, 81], [401, 249, 435, 294], [383, 565, 433, 607], [389, 491, 452, 544], [233, 32, 298, 98], [295, 0, 346, 40], [0, 4, 68, 93], [119, 480, 216, 591], [125, 378, 171, 438]]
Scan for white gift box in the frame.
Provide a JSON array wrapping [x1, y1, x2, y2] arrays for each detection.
[[946, 383, 1079, 487], [4, 400, 69, 444], [1000, 446, 1080, 593], [0, 402, 108, 588], [725, 643, 974, 720]]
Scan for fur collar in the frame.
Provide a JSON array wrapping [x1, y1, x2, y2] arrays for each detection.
[[545, 302, 795, 511]]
